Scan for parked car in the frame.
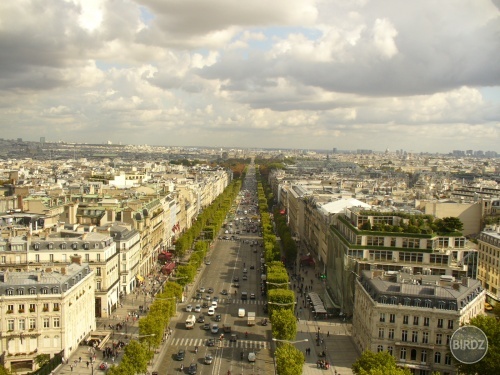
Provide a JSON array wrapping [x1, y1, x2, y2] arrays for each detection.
[[197, 314, 205, 323], [194, 305, 201, 312], [211, 324, 219, 334], [208, 287, 214, 294], [215, 314, 222, 322], [248, 352, 256, 362], [202, 301, 209, 308], [186, 304, 193, 312], [221, 289, 228, 295], [207, 307, 215, 316], [199, 287, 206, 293], [206, 338, 215, 347], [188, 363, 198, 374], [204, 354, 213, 365], [203, 323, 210, 330], [250, 293, 255, 299]]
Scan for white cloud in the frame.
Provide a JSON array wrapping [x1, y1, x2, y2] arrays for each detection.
[[0, 0, 497, 152]]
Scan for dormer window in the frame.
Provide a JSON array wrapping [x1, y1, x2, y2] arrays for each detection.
[[48, 243, 53, 250], [424, 299, 432, 308], [84, 243, 89, 250], [6, 288, 14, 296], [94, 243, 99, 249], [41, 288, 49, 294], [390, 296, 398, 305], [72, 243, 78, 250], [61, 243, 67, 249], [17, 288, 24, 295], [34, 243, 40, 250], [52, 287, 59, 294], [29, 288, 36, 295], [438, 300, 446, 309]]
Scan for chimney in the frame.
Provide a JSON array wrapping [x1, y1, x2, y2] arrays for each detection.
[[106, 208, 116, 223], [462, 277, 471, 288], [61, 267, 66, 275], [70, 255, 82, 265]]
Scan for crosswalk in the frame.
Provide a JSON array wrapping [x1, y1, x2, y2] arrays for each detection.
[[187, 298, 265, 305], [171, 337, 269, 349]]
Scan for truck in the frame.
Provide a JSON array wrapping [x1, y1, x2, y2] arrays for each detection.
[[247, 312, 256, 326], [185, 315, 196, 329]]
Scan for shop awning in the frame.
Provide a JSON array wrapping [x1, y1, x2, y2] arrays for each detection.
[[136, 275, 145, 282]]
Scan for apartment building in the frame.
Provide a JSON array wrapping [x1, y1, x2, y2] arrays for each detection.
[[477, 226, 500, 303], [352, 270, 485, 375], [328, 207, 477, 316], [0, 263, 95, 372], [27, 231, 118, 318]]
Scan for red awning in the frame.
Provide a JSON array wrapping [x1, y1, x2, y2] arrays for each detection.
[[161, 262, 176, 275]]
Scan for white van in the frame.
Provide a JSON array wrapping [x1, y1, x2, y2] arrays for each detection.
[[238, 308, 245, 317], [185, 315, 196, 329]]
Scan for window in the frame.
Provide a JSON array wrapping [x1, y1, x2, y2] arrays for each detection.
[[96, 267, 102, 276], [29, 318, 36, 329], [61, 243, 66, 249], [414, 298, 421, 307], [6, 289, 13, 296], [380, 313, 386, 322], [421, 350, 427, 363], [97, 254, 101, 261], [18, 304, 25, 312], [43, 303, 49, 312], [388, 328, 395, 339], [413, 316, 419, 325], [400, 348, 407, 360], [422, 332, 429, 344], [448, 320, 454, 330], [411, 349, 417, 361], [445, 353, 452, 365], [1, 256, 5, 264], [8, 319, 14, 331], [390, 314, 396, 323], [438, 300, 446, 309], [402, 330, 408, 342], [436, 333, 442, 345], [53, 303, 60, 311], [434, 352, 441, 364], [437, 319, 443, 328], [18, 319, 25, 330], [43, 318, 50, 328], [85, 254, 90, 262], [387, 346, 393, 355], [96, 281, 101, 291], [378, 328, 385, 339], [72, 243, 78, 250], [53, 317, 60, 328], [424, 317, 430, 327], [29, 304, 36, 312], [122, 275, 127, 283], [404, 297, 411, 306], [49, 254, 54, 262], [424, 299, 432, 308], [41, 288, 48, 294], [412, 331, 418, 343], [377, 345, 383, 352], [403, 315, 409, 324], [35, 254, 40, 262], [446, 335, 451, 345], [7, 304, 14, 312]]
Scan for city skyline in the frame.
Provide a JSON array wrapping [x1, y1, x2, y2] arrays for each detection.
[[0, 0, 499, 152]]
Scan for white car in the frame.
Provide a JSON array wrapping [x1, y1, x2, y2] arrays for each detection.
[[248, 352, 256, 362], [199, 287, 206, 293], [186, 304, 193, 312], [211, 324, 219, 334], [211, 301, 218, 309], [207, 307, 215, 316], [194, 305, 201, 313]]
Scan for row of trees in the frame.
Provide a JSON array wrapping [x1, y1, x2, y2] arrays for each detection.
[[256, 167, 304, 375], [106, 176, 243, 374]]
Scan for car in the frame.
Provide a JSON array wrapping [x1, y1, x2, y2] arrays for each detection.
[[203, 323, 210, 330], [250, 293, 255, 299], [186, 305, 193, 312], [206, 338, 215, 347], [207, 287, 214, 294], [248, 352, 256, 362], [202, 301, 209, 308], [207, 307, 215, 316], [194, 305, 201, 312], [188, 363, 198, 375], [242, 275, 248, 281], [197, 314, 205, 323], [250, 265, 255, 270], [230, 334, 237, 342], [211, 301, 218, 309], [243, 268, 248, 273], [233, 283, 240, 288], [205, 260, 211, 265], [261, 318, 268, 326], [212, 296, 219, 302], [233, 276, 239, 282], [215, 314, 222, 322], [175, 349, 185, 361], [196, 293, 202, 299], [221, 289, 228, 295], [204, 354, 213, 365], [211, 324, 219, 333], [205, 294, 211, 301], [199, 287, 206, 293]]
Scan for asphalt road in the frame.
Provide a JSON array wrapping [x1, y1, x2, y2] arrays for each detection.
[[157, 195, 273, 374]]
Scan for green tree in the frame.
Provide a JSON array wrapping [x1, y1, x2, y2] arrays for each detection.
[[106, 363, 134, 375], [121, 340, 150, 374], [455, 315, 500, 375], [271, 308, 297, 341], [436, 217, 463, 233], [0, 366, 13, 375], [34, 353, 50, 368], [275, 343, 304, 375], [352, 351, 411, 375]]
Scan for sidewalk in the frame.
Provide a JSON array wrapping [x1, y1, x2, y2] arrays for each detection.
[[288, 262, 360, 375]]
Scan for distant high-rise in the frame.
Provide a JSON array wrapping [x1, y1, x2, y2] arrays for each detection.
[[40, 137, 45, 144]]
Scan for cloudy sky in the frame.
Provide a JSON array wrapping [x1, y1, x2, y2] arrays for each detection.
[[0, 0, 499, 153]]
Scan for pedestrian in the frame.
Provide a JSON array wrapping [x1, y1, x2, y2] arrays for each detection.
[[86, 361, 89, 368], [327, 331, 330, 337], [70, 365, 73, 372], [79, 356, 82, 363]]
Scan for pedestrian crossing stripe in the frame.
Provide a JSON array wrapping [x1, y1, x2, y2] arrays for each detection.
[[171, 337, 269, 349], [188, 298, 264, 305]]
